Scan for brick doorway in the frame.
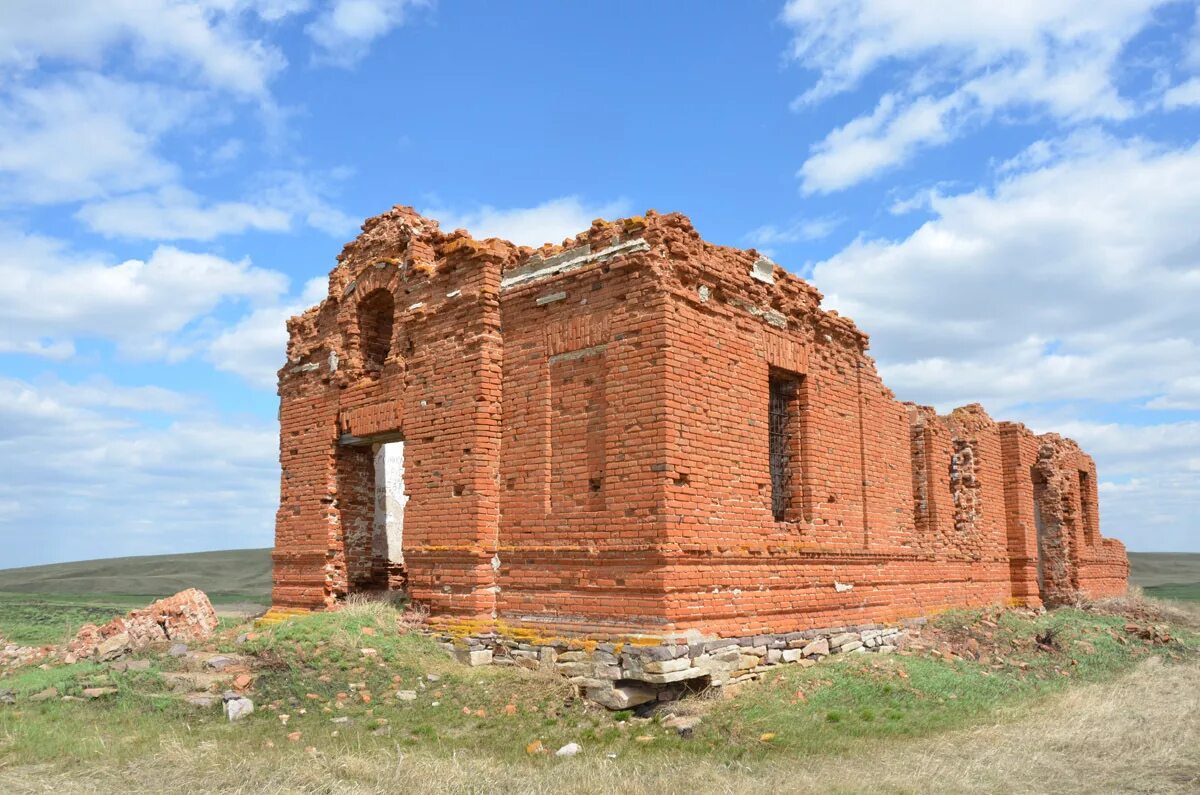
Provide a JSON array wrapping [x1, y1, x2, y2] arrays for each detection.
[[336, 434, 408, 598]]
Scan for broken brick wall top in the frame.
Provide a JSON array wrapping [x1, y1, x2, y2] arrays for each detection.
[[271, 205, 1129, 638]]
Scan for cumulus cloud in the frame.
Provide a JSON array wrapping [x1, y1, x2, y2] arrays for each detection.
[[0, 376, 278, 567], [811, 135, 1200, 409], [1163, 76, 1200, 109], [0, 230, 288, 360], [0, 0, 288, 96], [807, 134, 1200, 551], [208, 277, 329, 389], [77, 186, 292, 241], [306, 0, 429, 65], [0, 73, 194, 205], [782, 0, 1165, 192], [427, 195, 633, 248]]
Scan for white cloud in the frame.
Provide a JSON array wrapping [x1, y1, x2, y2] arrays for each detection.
[[747, 215, 841, 248], [0, 0, 289, 96], [1163, 76, 1200, 108], [0, 376, 278, 567], [77, 186, 292, 241], [208, 277, 328, 389], [0, 230, 288, 359], [782, 0, 1162, 105], [1023, 417, 1200, 551], [800, 92, 959, 193], [428, 196, 633, 248], [1146, 375, 1200, 410], [807, 134, 1200, 551], [306, 0, 428, 66], [27, 376, 195, 414], [0, 73, 193, 205], [783, 0, 1164, 192], [257, 171, 359, 237], [811, 135, 1200, 410]]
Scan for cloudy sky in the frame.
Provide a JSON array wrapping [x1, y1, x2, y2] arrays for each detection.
[[1, 1, 1198, 567]]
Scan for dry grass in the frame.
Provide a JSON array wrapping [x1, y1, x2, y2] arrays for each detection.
[[4, 656, 1195, 795], [1078, 587, 1200, 630]]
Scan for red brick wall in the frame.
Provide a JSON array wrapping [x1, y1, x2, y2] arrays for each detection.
[[271, 207, 1129, 636], [494, 237, 671, 635]]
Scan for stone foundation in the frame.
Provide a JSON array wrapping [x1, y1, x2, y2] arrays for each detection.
[[437, 622, 914, 710]]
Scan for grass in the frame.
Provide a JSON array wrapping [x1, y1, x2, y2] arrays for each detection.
[[1144, 582, 1200, 602], [0, 591, 258, 646], [1128, 551, 1200, 588], [0, 548, 271, 599], [0, 594, 1197, 793]]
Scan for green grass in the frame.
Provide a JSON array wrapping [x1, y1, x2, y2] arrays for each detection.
[[696, 606, 1188, 758], [0, 591, 259, 646], [0, 598, 1195, 776], [0, 548, 271, 599], [1144, 582, 1200, 602], [1128, 552, 1200, 588], [0, 592, 147, 645]]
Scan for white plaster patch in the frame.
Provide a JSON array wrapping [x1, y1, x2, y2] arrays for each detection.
[[751, 256, 776, 284], [373, 441, 406, 565], [834, 581, 854, 592]]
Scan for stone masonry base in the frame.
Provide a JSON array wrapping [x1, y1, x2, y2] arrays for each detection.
[[436, 621, 917, 710]]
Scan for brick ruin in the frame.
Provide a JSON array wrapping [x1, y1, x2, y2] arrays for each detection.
[[271, 206, 1129, 642]]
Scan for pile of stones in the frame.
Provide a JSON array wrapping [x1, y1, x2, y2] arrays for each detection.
[[439, 622, 915, 710]]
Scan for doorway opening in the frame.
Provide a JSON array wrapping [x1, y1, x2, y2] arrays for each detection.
[[338, 436, 407, 597]]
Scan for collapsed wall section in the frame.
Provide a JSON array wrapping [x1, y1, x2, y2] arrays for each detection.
[[999, 422, 1128, 604]]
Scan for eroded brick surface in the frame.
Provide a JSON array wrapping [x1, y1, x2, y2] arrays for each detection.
[[271, 206, 1129, 637]]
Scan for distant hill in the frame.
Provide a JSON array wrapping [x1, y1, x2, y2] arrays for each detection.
[[0, 548, 271, 600], [1128, 552, 1200, 588], [0, 548, 1194, 605]]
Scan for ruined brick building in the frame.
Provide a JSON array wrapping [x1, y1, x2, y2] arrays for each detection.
[[271, 207, 1129, 639]]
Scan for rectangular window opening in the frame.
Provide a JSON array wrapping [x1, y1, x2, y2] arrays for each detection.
[[769, 371, 803, 522]]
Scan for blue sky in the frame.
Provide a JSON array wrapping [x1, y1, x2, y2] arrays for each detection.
[[2, 0, 1199, 567]]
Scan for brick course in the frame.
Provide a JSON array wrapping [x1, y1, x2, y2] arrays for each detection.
[[271, 206, 1129, 638]]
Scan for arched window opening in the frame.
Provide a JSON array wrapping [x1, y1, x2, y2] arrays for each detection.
[[358, 289, 395, 373]]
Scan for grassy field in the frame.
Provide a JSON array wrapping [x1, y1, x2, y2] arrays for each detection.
[[0, 549, 271, 646], [0, 548, 271, 599], [1129, 552, 1200, 602], [0, 550, 1197, 792], [0, 597, 1197, 794]]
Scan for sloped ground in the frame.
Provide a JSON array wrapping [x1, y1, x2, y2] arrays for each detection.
[[0, 596, 1196, 794], [0, 549, 271, 600]]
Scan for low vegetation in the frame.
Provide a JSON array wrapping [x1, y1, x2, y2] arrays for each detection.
[[0, 590, 1197, 793], [0, 548, 271, 600]]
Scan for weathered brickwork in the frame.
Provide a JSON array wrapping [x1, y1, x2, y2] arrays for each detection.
[[271, 206, 1129, 638]]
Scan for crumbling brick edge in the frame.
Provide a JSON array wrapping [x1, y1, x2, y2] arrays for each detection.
[[433, 621, 917, 710]]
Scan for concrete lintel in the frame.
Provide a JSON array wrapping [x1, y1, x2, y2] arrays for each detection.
[[548, 343, 607, 364], [501, 238, 649, 289], [339, 431, 405, 447]]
